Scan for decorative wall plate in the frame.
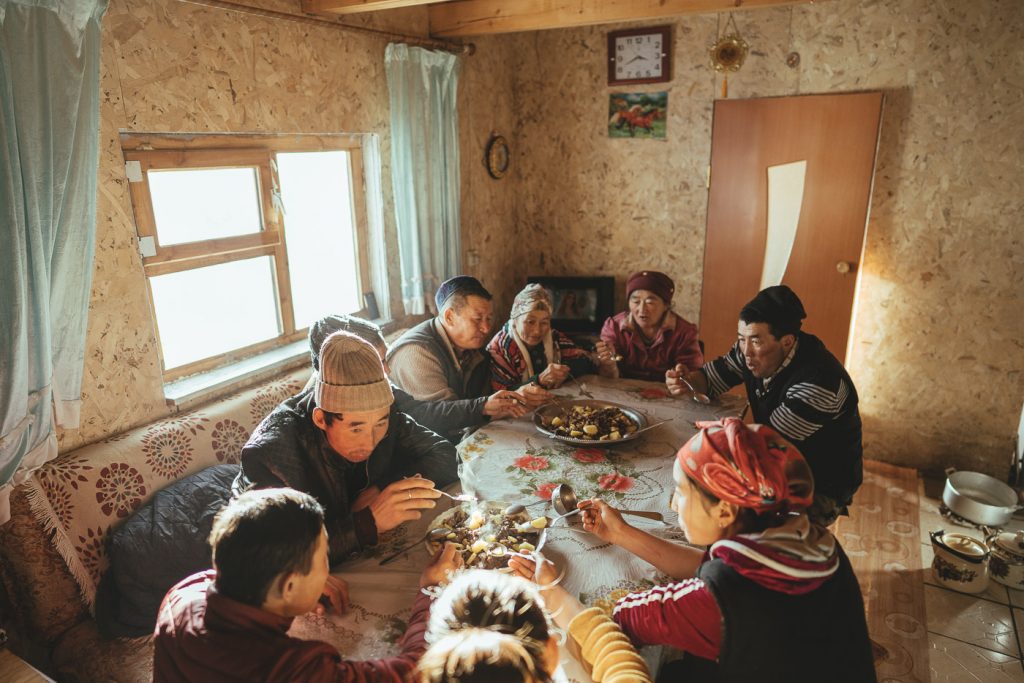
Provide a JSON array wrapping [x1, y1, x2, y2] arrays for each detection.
[[485, 134, 510, 179], [710, 34, 749, 72]]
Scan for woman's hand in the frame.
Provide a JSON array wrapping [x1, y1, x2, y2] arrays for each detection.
[[579, 499, 630, 543], [420, 542, 463, 588], [593, 341, 618, 367], [538, 363, 570, 389], [507, 553, 560, 587]]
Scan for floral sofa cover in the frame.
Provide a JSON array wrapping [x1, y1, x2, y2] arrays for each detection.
[[0, 368, 309, 683]]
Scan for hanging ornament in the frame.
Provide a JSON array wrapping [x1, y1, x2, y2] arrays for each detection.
[[709, 13, 749, 99]]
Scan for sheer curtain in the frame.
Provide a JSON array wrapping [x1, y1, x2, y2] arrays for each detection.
[[384, 43, 461, 315], [0, 0, 106, 522]]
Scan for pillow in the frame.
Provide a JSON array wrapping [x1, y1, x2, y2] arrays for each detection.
[[94, 464, 237, 638]]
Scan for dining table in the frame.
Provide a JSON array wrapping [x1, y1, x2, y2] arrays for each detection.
[[288, 374, 745, 682]]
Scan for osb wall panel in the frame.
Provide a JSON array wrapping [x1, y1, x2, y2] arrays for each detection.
[[58, 0, 420, 451], [468, 0, 1023, 477], [458, 35, 522, 322]]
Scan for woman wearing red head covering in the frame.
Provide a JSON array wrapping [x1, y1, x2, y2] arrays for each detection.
[[577, 418, 875, 682], [597, 271, 703, 381]]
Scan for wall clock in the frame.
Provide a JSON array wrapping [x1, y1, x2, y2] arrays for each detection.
[[607, 25, 672, 86], [485, 134, 510, 179]]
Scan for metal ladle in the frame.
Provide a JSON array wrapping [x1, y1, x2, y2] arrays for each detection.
[[677, 376, 712, 404], [550, 483, 665, 522]]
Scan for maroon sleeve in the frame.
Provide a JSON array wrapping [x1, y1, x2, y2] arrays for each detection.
[[611, 578, 722, 661], [672, 317, 704, 371], [599, 316, 619, 350], [282, 592, 434, 683]]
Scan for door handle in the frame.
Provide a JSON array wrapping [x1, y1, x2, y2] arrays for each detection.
[[836, 261, 855, 274]]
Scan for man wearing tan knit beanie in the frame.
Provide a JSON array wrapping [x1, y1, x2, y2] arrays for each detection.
[[235, 332, 456, 564]]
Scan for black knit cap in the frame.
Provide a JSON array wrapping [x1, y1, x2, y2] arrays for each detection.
[[308, 314, 384, 371], [740, 285, 807, 338]]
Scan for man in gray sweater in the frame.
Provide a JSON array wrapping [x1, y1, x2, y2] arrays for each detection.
[[388, 277, 546, 440]]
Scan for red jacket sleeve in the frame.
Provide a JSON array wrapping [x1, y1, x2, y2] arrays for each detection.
[[672, 317, 704, 372], [284, 592, 434, 683], [612, 578, 722, 662]]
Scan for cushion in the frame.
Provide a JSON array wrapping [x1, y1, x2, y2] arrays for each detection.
[[94, 464, 237, 638]]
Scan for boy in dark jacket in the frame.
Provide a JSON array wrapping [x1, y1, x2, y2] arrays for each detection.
[[154, 488, 461, 683], [233, 332, 454, 564]]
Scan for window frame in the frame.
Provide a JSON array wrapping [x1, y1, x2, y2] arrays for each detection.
[[121, 133, 372, 381]]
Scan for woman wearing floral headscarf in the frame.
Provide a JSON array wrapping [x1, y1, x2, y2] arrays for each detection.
[[487, 284, 607, 393], [576, 418, 875, 682]]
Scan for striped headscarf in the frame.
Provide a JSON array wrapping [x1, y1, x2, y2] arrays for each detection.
[[678, 418, 814, 513], [510, 284, 553, 321]]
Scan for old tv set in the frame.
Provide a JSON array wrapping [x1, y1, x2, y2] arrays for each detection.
[[525, 276, 615, 335]]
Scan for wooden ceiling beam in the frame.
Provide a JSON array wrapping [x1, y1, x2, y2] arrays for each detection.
[[429, 0, 815, 37], [302, 0, 452, 16]]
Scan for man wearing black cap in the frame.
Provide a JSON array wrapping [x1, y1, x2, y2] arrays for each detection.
[[387, 276, 533, 441], [666, 285, 863, 525]]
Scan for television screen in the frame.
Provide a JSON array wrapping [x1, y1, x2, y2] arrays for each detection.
[[526, 276, 615, 334]]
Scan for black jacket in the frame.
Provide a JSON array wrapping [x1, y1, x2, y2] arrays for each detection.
[[233, 388, 458, 564]]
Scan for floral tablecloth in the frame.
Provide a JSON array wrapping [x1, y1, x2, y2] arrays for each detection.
[[291, 376, 744, 682]]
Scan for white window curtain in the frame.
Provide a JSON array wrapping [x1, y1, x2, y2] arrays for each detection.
[[384, 43, 461, 315], [0, 0, 106, 522]]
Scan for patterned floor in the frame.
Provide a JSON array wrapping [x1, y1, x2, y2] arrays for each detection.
[[853, 462, 1024, 682]]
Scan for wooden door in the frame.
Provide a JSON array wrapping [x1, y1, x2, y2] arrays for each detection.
[[699, 92, 883, 362]]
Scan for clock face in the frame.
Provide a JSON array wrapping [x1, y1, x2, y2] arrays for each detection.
[[608, 26, 671, 85], [615, 34, 663, 80]]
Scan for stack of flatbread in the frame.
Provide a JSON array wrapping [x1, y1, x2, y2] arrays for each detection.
[[567, 607, 652, 683]]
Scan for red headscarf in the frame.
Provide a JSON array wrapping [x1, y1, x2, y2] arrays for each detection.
[[677, 418, 814, 513]]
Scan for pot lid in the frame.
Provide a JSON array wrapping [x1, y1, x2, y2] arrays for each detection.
[[990, 530, 1024, 557], [939, 532, 988, 558]]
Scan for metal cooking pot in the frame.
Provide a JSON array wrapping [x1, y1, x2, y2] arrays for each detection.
[[943, 468, 1023, 527]]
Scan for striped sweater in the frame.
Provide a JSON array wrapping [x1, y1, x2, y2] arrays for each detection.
[[701, 332, 863, 506]]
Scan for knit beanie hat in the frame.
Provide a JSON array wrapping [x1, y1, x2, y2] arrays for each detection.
[[626, 271, 675, 304], [315, 331, 394, 413]]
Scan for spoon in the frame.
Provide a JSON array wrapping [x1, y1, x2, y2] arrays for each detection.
[[436, 489, 479, 503], [379, 527, 450, 566], [677, 376, 712, 404], [550, 483, 665, 522], [503, 500, 548, 516], [567, 372, 594, 398]]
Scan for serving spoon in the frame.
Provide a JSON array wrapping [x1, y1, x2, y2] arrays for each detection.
[[550, 483, 665, 522]]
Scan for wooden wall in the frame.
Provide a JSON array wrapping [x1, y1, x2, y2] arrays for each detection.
[[460, 0, 1024, 477]]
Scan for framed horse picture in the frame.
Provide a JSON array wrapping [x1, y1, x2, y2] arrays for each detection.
[[608, 92, 667, 139]]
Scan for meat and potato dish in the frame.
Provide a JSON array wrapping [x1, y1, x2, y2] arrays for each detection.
[[549, 405, 638, 441], [428, 503, 547, 570]]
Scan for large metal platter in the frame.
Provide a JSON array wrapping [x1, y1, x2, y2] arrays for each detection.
[[533, 398, 648, 447]]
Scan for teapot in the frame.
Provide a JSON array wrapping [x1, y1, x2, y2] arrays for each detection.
[[986, 530, 1024, 590], [930, 529, 989, 594]]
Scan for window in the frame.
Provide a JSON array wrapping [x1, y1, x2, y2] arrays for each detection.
[[122, 134, 373, 380]]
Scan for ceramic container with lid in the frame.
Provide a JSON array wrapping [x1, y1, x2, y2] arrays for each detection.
[[987, 530, 1024, 590], [930, 529, 990, 594]]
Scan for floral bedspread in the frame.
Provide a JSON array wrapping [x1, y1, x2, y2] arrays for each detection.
[[289, 376, 743, 682]]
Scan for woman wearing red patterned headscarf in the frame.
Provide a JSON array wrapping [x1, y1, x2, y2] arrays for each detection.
[[578, 418, 875, 682]]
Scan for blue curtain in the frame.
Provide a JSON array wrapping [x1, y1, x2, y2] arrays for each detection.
[[0, 0, 106, 522], [384, 43, 461, 315]]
